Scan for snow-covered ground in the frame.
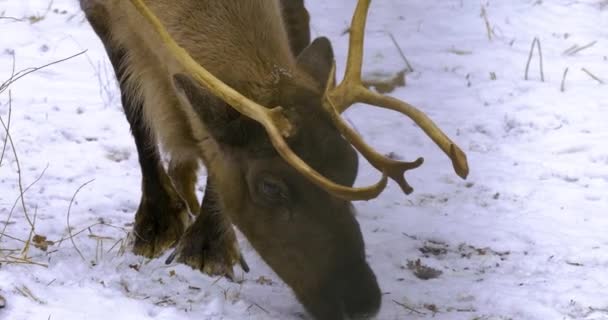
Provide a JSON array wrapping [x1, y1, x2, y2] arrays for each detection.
[[1, 0, 607, 319]]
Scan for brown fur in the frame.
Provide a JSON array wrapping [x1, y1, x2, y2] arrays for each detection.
[[100, 0, 298, 163], [94, 0, 323, 205]]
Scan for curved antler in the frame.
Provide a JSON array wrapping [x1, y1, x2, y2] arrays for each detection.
[[323, 0, 469, 195], [129, 0, 388, 200], [130, 0, 467, 200]]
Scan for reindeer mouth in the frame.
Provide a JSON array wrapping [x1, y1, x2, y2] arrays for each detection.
[[302, 258, 381, 320]]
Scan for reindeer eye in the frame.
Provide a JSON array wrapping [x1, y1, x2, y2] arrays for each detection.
[[258, 177, 288, 203]]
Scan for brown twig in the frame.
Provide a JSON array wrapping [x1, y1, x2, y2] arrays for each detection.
[[15, 285, 46, 304], [82, 52, 118, 109], [26, 0, 55, 25], [1, 255, 48, 268], [1, 54, 86, 248], [0, 91, 11, 167], [246, 303, 270, 314], [55, 222, 127, 247], [560, 67, 569, 92], [0, 164, 48, 245], [0, 52, 14, 166], [387, 32, 413, 72], [106, 237, 125, 255], [581, 67, 604, 84], [0, 233, 26, 243], [0, 15, 24, 22], [393, 299, 427, 315], [0, 91, 34, 229], [563, 41, 597, 56], [447, 48, 473, 55], [21, 205, 39, 257], [0, 50, 86, 94], [525, 37, 545, 82], [66, 179, 95, 262], [480, 6, 493, 41]]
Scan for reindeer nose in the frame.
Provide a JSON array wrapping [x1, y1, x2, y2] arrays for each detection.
[[340, 259, 381, 319]]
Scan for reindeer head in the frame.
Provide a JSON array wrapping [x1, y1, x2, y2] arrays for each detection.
[[131, 0, 468, 318]]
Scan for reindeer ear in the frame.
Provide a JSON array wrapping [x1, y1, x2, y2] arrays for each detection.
[[296, 37, 334, 89], [173, 73, 255, 146]]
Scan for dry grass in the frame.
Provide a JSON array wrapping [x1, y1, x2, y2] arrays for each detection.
[[480, 5, 494, 41], [560, 67, 569, 92], [581, 67, 605, 84], [563, 41, 597, 56], [66, 179, 96, 262], [0, 50, 87, 268], [0, 0, 55, 24], [525, 37, 545, 82]]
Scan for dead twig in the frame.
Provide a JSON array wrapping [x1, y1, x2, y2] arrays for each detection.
[[563, 41, 597, 56], [393, 299, 427, 315], [81, 52, 118, 109], [560, 67, 569, 92], [0, 164, 48, 245], [1, 54, 86, 249], [26, 0, 55, 24], [106, 237, 125, 255], [0, 50, 86, 95], [21, 205, 39, 257], [581, 67, 604, 84], [525, 37, 545, 82], [0, 91, 34, 230], [0, 90, 11, 167], [447, 48, 473, 55], [0, 52, 15, 167], [1, 255, 48, 268], [15, 285, 46, 304], [0, 16, 24, 22], [55, 221, 127, 247], [480, 6, 493, 41], [66, 179, 95, 262], [246, 302, 270, 314], [0, 233, 26, 243], [387, 32, 413, 72]]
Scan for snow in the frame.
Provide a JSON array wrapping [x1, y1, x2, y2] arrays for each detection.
[[1, 0, 607, 319]]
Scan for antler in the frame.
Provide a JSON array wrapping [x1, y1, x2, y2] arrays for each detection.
[[323, 0, 469, 194], [130, 0, 467, 200], [129, 0, 388, 200]]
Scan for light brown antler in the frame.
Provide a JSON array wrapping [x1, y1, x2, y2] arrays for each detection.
[[324, 0, 469, 194], [129, 0, 388, 200]]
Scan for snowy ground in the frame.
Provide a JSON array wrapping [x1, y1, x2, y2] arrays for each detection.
[[1, 0, 607, 319]]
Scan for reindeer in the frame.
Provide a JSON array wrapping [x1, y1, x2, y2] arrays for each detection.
[[80, 0, 468, 318]]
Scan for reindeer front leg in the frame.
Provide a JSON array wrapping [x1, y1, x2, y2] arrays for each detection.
[[166, 177, 249, 280], [81, 0, 191, 257]]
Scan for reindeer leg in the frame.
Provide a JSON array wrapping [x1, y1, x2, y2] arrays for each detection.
[[280, 0, 311, 56], [168, 158, 200, 216], [82, 1, 189, 257], [167, 177, 248, 279]]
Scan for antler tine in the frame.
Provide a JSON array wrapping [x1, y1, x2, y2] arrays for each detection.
[[358, 89, 469, 179], [326, 0, 470, 192], [130, 0, 390, 200], [325, 63, 423, 195], [326, 97, 423, 194], [325, 0, 369, 110], [342, 0, 369, 87]]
